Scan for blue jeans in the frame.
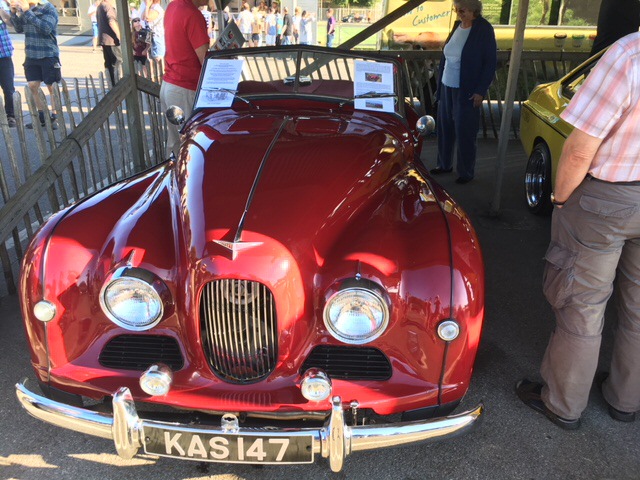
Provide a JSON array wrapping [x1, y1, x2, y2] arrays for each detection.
[[0, 56, 15, 118], [327, 32, 335, 47]]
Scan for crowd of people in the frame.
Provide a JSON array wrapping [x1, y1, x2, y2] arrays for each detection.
[[0, 0, 345, 132], [124, 0, 325, 67]]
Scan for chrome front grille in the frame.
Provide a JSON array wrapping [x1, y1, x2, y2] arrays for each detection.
[[200, 279, 277, 383]]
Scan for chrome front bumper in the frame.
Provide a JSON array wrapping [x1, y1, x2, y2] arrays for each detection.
[[16, 379, 483, 472]]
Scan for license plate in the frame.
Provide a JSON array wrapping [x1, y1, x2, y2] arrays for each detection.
[[143, 426, 314, 464]]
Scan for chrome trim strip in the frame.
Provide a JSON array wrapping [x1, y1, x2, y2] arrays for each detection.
[[16, 379, 483, 472], [521, 102, 568, 141]]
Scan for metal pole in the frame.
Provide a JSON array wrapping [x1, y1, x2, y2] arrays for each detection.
[[489, 0, 529, 215]]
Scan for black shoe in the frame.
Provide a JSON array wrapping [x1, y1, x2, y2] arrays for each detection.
[[594, 371, 636, 422], [430, 167, 453, 175], [25, 121, 57, 130], [455, 177, 473, 184], [515, 378, 581, 430], [7, 116, 16, 128]]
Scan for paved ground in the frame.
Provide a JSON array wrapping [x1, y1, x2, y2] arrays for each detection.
[[1, 38, 639, 480]]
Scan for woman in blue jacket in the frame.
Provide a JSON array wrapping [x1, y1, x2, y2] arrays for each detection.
[[431, 0, 497, 184]]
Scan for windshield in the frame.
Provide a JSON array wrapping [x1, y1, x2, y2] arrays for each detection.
[[194, 47, 404, 115]]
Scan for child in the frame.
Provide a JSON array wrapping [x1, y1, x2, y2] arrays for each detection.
[[131, 17, 151, 74]]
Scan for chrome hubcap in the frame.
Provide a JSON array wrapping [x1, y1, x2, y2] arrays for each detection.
[[525, 148, 547, 208]]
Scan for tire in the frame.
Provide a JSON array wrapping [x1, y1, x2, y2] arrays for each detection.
[[524, 141, 553, 215]]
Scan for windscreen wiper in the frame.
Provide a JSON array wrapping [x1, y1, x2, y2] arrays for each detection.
[[201, 87, 257, 109], [339, 91, 398, 108]]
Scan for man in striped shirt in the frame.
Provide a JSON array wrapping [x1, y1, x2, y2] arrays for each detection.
[[9, 0, 60, 129], [517, 32, 640, 429]]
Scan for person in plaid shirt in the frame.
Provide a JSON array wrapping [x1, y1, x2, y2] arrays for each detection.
[[0, 1, 16, 127], [518, 32, 640, 430], [9, 0, 60, 129]]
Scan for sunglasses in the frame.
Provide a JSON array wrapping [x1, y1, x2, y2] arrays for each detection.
[[132, 18, 141, 23]]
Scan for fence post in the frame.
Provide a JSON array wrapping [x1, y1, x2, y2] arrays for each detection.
[[116, 0, 146, 171]]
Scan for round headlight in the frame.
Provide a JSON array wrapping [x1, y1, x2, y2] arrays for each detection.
[[101, 276, 164, 331], [324, 287, 389, 344]]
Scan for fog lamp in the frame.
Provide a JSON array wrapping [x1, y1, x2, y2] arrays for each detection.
[[437, 320, 460, 341], [300, 369, 332, 402], [33, 300, 56, 322], [140, 364, 173, 396]]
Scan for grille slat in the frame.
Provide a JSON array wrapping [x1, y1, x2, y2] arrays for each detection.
[[301, 345, 392, 380], [200, 279, 277, 383], [215, 282, 232, 376], [99, 335, 184, 371]]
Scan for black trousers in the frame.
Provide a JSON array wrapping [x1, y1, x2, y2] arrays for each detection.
[[0, 56, 15, 118], [101, 45, 121, 86]]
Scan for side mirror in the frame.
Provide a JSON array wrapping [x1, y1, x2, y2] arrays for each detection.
[[166, 106, 185, 126], [416, 115, 435, 137]]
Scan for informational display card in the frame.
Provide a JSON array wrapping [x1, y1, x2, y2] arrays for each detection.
[[213, 21, 245, 51], [353, 61, 395, 113], [195, 59, 245, 109]]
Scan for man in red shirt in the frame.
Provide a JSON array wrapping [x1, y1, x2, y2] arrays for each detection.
[[160, 0, 210, 156]]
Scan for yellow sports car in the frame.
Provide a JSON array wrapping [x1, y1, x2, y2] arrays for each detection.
[[520, 50, 604, 214]]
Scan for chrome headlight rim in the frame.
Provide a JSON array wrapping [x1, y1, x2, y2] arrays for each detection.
[[99, 267, 169, 332], [323, 280, 390, 345]]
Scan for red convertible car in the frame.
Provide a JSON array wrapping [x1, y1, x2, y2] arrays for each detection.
[[16, 46, 484, 471]]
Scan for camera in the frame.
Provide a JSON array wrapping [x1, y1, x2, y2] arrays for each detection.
[[139, 26, 152, 43]]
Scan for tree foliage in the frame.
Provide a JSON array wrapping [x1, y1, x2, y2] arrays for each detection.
[[331, 0, 374, 7], [482, 0, 601, 26]]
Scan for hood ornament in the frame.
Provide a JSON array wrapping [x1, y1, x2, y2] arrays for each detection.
[[213, 240, 263, 260]]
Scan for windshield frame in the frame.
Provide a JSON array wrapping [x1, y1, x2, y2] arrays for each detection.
[[193, 46, 408, 118], [559, 49, 605, 101]]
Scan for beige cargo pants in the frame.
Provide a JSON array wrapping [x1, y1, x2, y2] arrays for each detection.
[[540, 175, 640, 420], [159, 81, 196, 159]]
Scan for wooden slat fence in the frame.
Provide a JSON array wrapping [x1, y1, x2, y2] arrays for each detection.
[[386, 49, 589, 138], [0, 68, 162, 295], [0, 50, 587, 297]]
